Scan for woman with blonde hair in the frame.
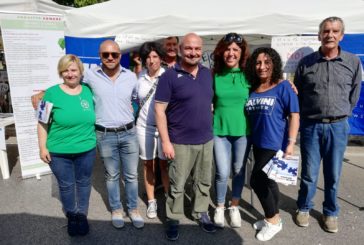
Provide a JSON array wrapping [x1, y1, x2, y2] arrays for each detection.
[[37, 54, 96, 236]]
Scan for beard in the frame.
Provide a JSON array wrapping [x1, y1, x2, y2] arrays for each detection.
[[103, 62, 118, 71]]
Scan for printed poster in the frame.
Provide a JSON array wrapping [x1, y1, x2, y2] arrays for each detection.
[[0, 12, 64, 178]]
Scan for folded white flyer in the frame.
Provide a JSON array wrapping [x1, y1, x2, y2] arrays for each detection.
[[263, 150, 299, 186], [36, 100, 53, 124]]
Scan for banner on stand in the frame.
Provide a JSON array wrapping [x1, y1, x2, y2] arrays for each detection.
[[0, 11, 65, 178]]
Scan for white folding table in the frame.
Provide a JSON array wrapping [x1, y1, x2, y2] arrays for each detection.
[[0, 114, 15, 179]]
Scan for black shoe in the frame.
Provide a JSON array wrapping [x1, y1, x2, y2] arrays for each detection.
[[77, 213, 89, 236], [66, 212, 78, 236], [198, 212, 216, 233], [165, 220, 179, 241]]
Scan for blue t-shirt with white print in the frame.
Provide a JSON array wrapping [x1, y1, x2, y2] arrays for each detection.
[[245, 80, 299, 151]]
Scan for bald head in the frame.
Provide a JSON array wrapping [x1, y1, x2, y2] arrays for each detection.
[[99, 40, 121, 54], [99, 40, 122, 73], [180, 33, 203, 49], [180, 33, 203, 68]]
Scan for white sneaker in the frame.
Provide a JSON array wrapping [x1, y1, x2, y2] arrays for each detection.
[[146, 199, 157, 219], [111, 209, 125, 229], [228, 206, 241, 228], [256, 219, 282, 241], [253, 219, 265, 230], [214, 207, 225, 228]]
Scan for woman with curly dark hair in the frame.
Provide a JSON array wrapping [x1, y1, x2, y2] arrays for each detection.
[[245, 47, 300, 241], [212, 33, 251, 228]]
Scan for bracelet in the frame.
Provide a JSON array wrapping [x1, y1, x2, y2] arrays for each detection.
[[288, 137, 296, 143]]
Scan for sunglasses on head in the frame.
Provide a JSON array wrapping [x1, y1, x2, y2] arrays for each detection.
[[223, 33, 243, 44], [101, 52, 121, 59]]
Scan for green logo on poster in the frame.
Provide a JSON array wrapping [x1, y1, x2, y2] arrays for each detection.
[[58, 38, 65, 50]]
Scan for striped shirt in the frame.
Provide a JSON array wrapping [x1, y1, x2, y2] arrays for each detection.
[[83, 65, 138, 127]]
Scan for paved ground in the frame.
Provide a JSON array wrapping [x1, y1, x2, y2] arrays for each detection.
[[0, 136, 363, 245]]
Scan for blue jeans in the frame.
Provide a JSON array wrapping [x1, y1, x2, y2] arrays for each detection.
[[297, 119, 349, 216], [214, 135, 251, 205], [96, 127, 139, 212], [49, 148, 96, 215]]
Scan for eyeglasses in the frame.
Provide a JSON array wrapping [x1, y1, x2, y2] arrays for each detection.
[[223, 33, 243, 44], [101, 52, 121, 59]]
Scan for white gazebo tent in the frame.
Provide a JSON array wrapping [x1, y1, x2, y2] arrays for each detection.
[[64, 0, 364, 37]]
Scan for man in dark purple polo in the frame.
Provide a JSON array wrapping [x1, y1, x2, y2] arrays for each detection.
[[155, 33, 216, 241]]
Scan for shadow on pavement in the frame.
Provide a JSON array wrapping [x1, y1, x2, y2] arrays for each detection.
[[0, 213, 244, 245]]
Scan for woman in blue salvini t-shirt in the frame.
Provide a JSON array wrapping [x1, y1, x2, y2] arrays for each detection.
[[244, 47, 300, 241]]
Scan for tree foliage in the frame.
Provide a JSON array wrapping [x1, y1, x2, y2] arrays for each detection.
[[53, 0, 109, 8]]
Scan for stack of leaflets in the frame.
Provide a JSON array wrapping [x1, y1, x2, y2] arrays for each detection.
[[36, 100, 53, 124], [262, 150, 299, 186]]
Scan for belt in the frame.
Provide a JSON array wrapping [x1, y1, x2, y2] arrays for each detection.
[[95, 122, 134, 132], [308, 116, 347, 124]]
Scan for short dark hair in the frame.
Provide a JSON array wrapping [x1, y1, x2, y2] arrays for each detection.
[[166, 36, 179, 43], [212, 33, 249, 74], [245, 47, 283, 91], [139, 41, 166, 66]]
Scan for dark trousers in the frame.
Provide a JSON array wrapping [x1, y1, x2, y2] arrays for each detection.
[[250, 146, 279, 218]]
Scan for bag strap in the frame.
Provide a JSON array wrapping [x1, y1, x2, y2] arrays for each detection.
[[139, 77, 159, 110]]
